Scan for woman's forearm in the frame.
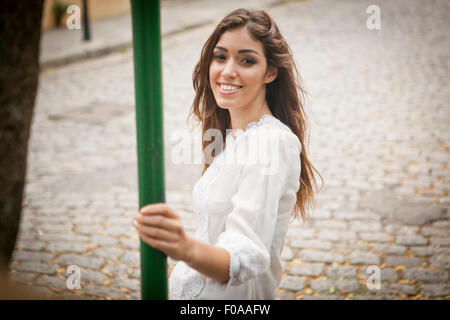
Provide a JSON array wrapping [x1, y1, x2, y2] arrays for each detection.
[[185, 236, 230, 284]]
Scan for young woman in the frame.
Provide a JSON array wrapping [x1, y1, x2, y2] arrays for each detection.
[[133, 8, 322, 300]]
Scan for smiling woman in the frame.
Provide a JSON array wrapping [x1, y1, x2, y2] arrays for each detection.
[[134, 7, 323, 300]]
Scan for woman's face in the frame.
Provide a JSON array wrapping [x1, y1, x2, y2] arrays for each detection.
[[209, 27, 277, 112]]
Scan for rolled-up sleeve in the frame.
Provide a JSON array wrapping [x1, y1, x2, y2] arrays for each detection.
[[215, 128, 296, 286]]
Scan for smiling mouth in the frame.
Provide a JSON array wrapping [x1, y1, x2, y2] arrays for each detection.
[[217, 83, 243, 94]]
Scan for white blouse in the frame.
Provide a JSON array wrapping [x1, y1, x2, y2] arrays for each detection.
[[168, 114, 301, 300]]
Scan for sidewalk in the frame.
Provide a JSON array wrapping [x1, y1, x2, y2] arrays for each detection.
[[39, 0, 286, 68]]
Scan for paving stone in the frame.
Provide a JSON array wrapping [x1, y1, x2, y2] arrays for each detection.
[[290, 239, 332, 250], [420, 227, 448, 237], [402, 268, 448, 283], [80, 269, 109, 285], [107, 217, 133, 225], [435, 247, 450, 255], [429, 236, 450, 247], [103, 262, 133, 277], [113, 278, 140, 291], [89, 235, 119, 246], [317, 230, 357, 242], [326, 266, 357, 278], [129, 268, 141, 279], [298, 250, 345, 264], [310, 279, 336, 292], [121, 238, 139, 249], [380, 268, 399, 281], [431, 220, 450, 228], [279, 276, 306, 291], [395, 235, 427, 246], [287, 227, 315, 239], [83, 284, 125, 299], [289, 263, 324, 276], [17, 241, 46, 251], [281, 246, 294, 261], [310, 209, 332, 220], [350, 221, 382, 232], [333, 243, 369, 252], [9, 271, 38, 284], [58, 254, 105, 269], [34, 216, 68, 225], [129, 292, 141, 300], [428, 254, 450, 268], [409, 246, 434, 256], [35, 276, 68, 290], [47, 242, 90, 253], [275, 290, 296, 300], [392, 203, 446, 226], [15, 262, 58, 275], [422, 284, 450, 297], [384, 256, 422, 267], [91, 247, 125, 260], [36, 224, 73, 233], [103, 226, 133, 237], [12, 251, 54, 262], [120, 251, 140, 265], [372, 244, 407, 255], [313, 220, 348, 230], [73, 216, 105, 225], [358, 232, 393, 243], [301, 295, 345, 300], [353, 295, 389, 300], [333, 211, 380, 221], [335, 279, 360, 293], [75, 225, 100, 235], [37, 234, 86, 243], [379, 284, 417, 296], [385, 225, 419, 235], [348, 251, 380, 265]]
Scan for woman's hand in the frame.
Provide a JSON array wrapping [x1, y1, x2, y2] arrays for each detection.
[[133, 203, 195, 263]]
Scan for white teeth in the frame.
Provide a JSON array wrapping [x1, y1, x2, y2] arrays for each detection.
[[220, 84, 240, 91]]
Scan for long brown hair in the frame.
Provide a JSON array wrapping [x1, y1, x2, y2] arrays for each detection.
[[187, 8, 323, 223]]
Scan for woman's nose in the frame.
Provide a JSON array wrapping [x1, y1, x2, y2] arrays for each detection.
[[221, 59, 237, 78]]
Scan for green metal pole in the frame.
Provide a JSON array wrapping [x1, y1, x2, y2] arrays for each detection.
[[130, 0, 167, 300]]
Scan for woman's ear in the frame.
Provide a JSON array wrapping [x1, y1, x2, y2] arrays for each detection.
[[264, 65, 278, 84]]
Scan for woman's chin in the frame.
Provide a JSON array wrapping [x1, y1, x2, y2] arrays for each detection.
[[216, 103, 239, 110]]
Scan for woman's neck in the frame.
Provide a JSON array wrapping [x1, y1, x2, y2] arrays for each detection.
[[229, 101, 273, 133]]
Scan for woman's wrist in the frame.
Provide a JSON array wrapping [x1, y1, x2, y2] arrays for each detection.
[[184, 235, 198, 266], [183, 236, 230, 283]]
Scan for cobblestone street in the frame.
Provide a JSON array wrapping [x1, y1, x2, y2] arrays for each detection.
[[9, 0, 450, 299]]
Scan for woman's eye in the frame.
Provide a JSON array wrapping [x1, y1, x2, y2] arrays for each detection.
[[213, 54, 226, 61], [212, 54, 255, 65], [242, 57, 256, 65]]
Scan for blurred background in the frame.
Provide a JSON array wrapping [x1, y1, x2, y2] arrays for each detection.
[[1, 0, 449, 300]]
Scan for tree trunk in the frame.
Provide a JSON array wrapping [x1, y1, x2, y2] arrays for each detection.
[[0, 0, 43, 269]]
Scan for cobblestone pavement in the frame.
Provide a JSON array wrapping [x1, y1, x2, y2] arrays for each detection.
[[9, 0, 449, 300]]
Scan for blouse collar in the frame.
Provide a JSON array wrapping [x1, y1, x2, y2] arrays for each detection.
[[227, 114, 277, 140]]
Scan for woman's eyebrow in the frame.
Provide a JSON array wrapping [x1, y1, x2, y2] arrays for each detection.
[[214, 46, 259, 55]]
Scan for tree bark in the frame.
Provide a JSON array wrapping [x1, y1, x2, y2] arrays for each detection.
[[0, 0, 43, 269]]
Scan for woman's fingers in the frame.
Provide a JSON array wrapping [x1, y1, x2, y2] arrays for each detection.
[[134, 220, 178, 242], [139, 203, 179, 219], [135, 214, 183, 234]]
